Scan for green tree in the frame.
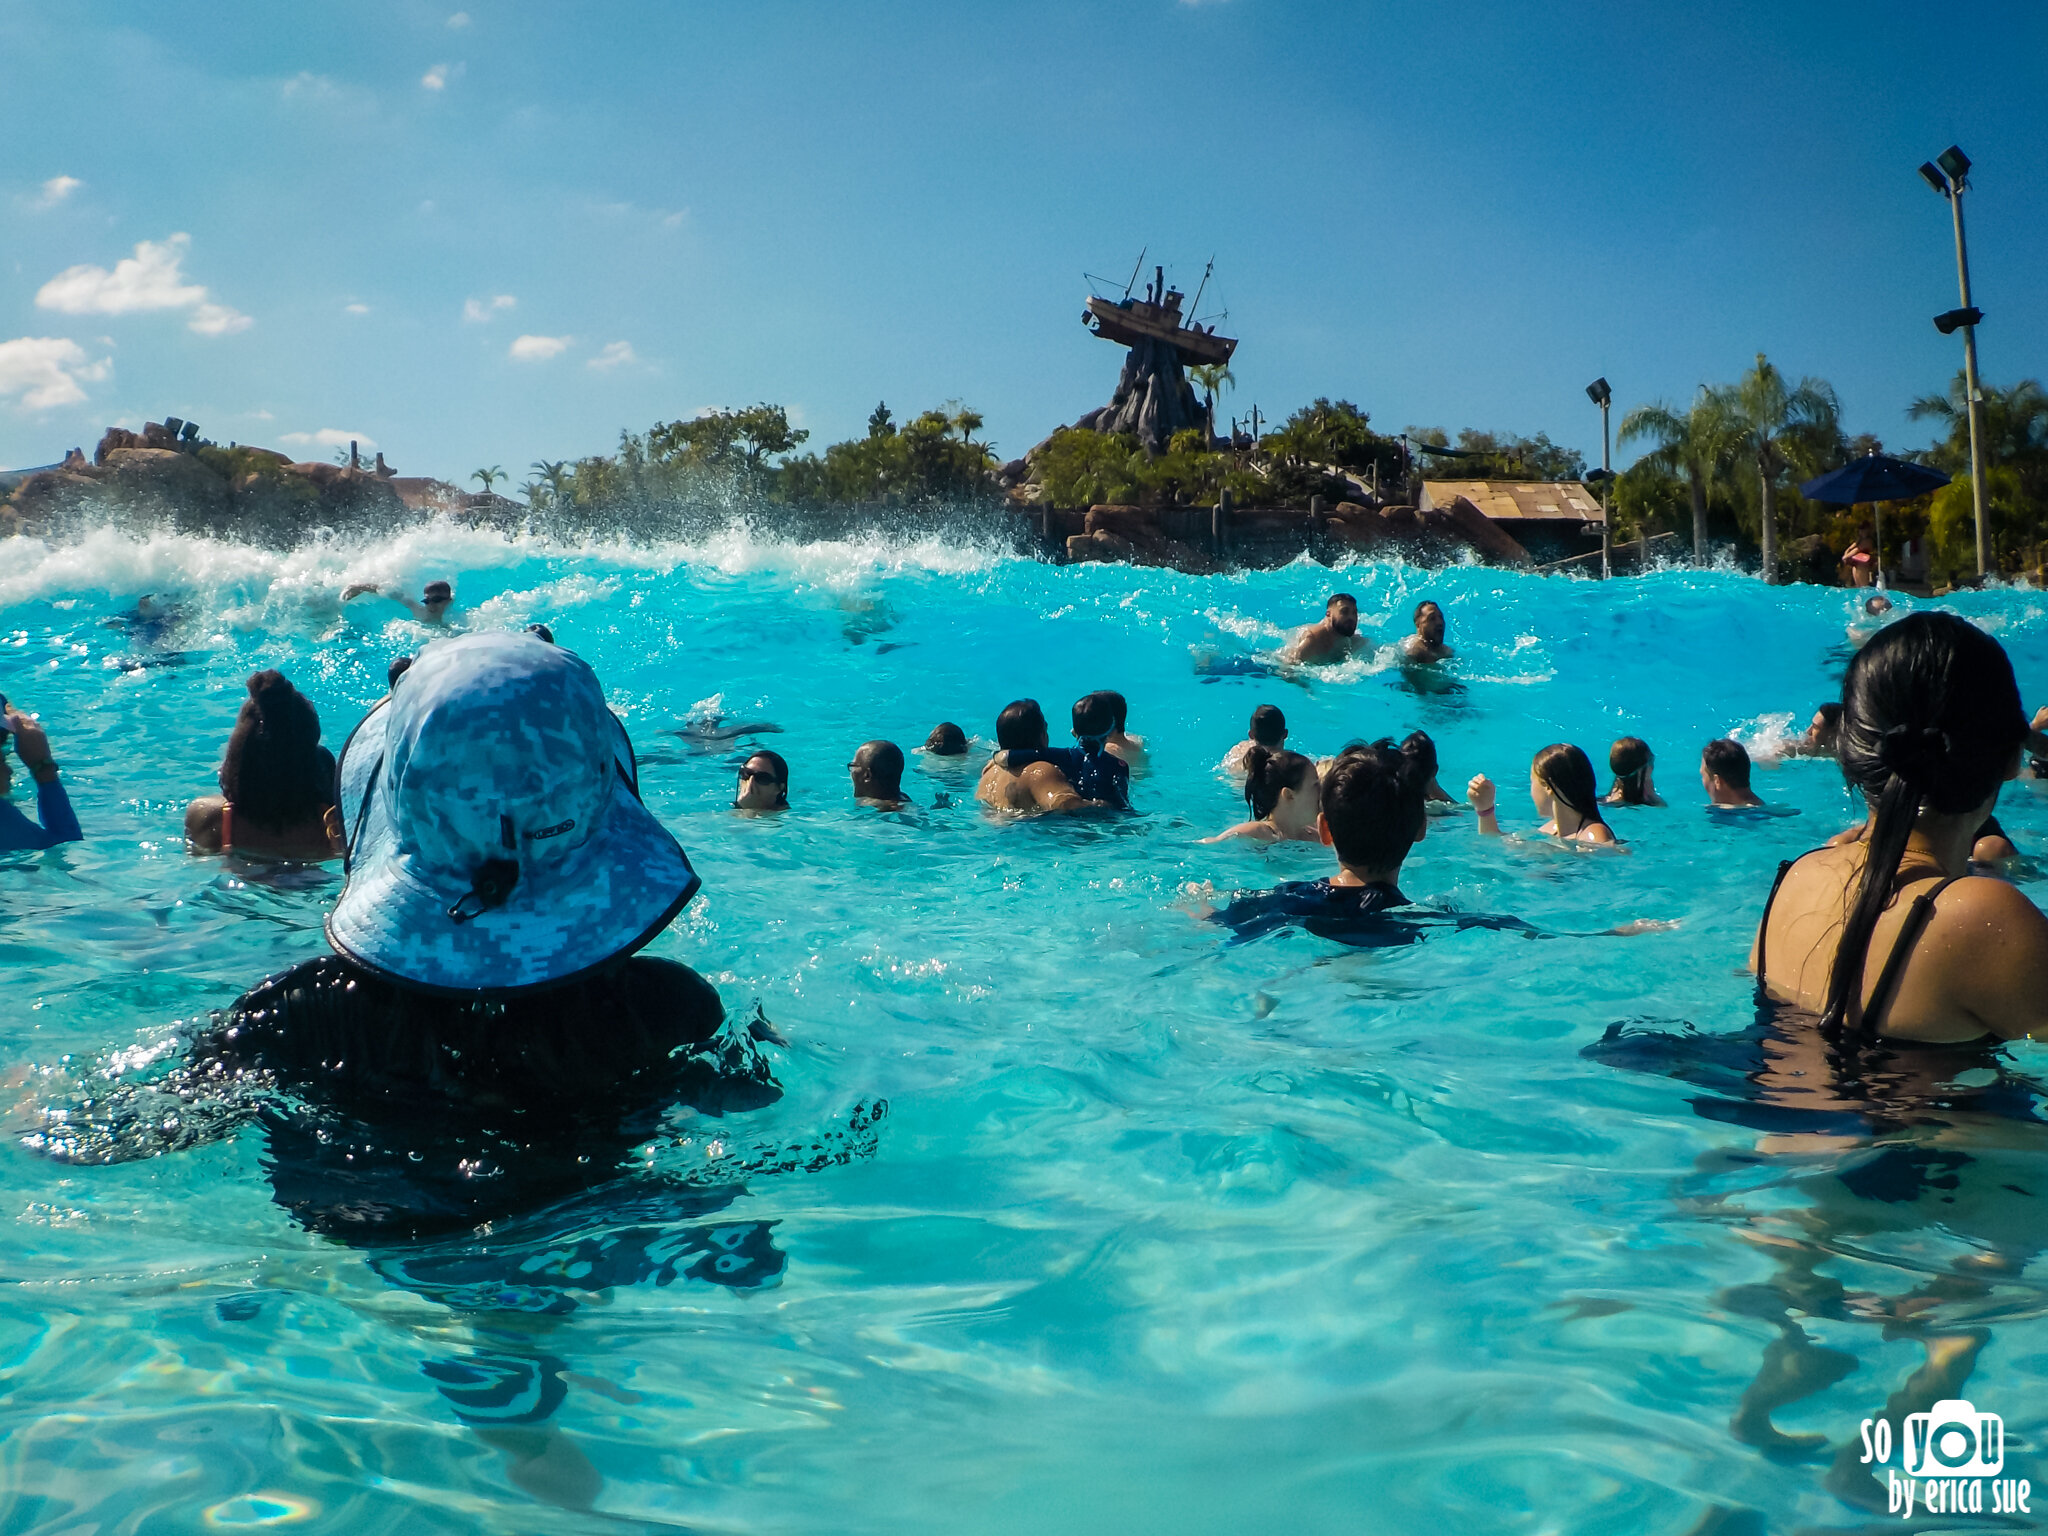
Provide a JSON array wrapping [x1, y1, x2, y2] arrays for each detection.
[[1910, 374, 2048, 578], [1189, 363, 1234, 436], [1712, 354, 1841, 583], [1618, 389, 1737, 563], [1034, 427, 1143, 507], [530, 459, 572, 509], [471, 465, 504, 496]]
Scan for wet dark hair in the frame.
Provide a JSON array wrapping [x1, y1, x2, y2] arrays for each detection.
[[1327, 592, 1357, 611], [1823, 612, 2027, 1035], [1079, 689, 1129, 733], [853, 740, 905, 794], [925, 721, 968, 755], [1811, 702, 1843, 749], [1608, 736, 1654, 803], [740, 748, 790, 807], [1400, 729, 1439, 782], [1249, 704, 1286, 748], [220, 670, 334, 831], [386, 653, 414, 689], [1242, 746, 1316, 820], [424, 580, 453, 602], [1701, 738, 1752, 790], [1072, 693, 1115, 740], [997, 699, 1048, 751], [1322, 738, 1430, 869], [526, 623, 554, 644], [1531, 743, 1605, 828], [1413, 600, 1444, 633]]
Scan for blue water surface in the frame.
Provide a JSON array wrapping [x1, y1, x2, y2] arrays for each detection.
[[2, 523, 2046, 1534]]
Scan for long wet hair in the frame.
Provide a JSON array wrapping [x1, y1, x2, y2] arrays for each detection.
[[1532, 743, 1605, 829], [220, 670, 334, 830], [1242, 746, 1316, 820], [740, 748, 791, 808], [1823, 612, 2026, 1035], [1608, 737, 1653, 803]]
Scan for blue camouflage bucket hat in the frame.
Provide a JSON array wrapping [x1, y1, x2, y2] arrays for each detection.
[[328, 631, 698, 994]]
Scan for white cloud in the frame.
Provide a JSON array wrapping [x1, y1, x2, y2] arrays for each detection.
[[661, 209, 686, 228], [509, 334, 571, 361], [248, 409, 275, 421], [189, 301, 253, 336], [463, 293, 516, 323], [0, 337, 112, 410], [422, 64, 449, 90], [588, 341, 636, 370], [279, 428, 376, 450], [35, 233, 251, 337], [447, 10, 470, 26], [36, 176, 81, 208], [343, 302, 370, 315]]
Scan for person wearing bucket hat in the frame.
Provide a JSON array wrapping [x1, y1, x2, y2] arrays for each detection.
[[185, 632, 732, 1110]]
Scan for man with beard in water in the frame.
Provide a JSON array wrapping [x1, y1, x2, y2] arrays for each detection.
[[1283, 591, 1363, 665], [170, 632, 785, 1505]]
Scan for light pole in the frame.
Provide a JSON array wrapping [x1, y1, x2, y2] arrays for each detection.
[[1586, 378, 1612, 579], [1919, 146, 1990, 578]]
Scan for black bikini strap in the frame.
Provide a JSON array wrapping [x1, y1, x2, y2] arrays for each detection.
[[1858, 875, 1964, 1036], [1755, 858, 1796, 989]]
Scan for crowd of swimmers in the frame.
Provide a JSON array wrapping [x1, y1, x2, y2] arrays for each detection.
[[3, 582, 2045, 1104]]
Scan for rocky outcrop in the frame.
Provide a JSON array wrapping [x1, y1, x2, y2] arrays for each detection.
[[1072, 336, 1206, 455]]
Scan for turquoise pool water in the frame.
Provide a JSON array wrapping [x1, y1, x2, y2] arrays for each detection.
[[2, 525, 2046, 1534]]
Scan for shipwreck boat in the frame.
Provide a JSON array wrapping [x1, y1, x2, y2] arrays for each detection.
[[1083, 263, 1237, 368]]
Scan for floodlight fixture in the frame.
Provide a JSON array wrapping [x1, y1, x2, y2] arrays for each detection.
[[1919, 161, 1950, 197], [1934, 306, 1984, 336], [1585, 378, 1610, 407], [1937, 145, 1972, 185]]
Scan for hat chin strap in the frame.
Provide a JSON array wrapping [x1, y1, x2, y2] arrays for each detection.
[[448, 857, 520, 923]]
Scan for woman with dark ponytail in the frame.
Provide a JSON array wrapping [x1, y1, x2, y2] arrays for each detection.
[[185, 671, 343, 858], [1203, 746, 1321, 843], [1753, 612, 2048, 1042]]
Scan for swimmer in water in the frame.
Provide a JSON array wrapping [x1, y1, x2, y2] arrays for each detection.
[[1202, 746, 1321, 843], [0, 699, 82, 852], [343, 578, 456, 625], [1470, 743, 1619, 845], [1783, 703, 1843, 759], [923, 722, 969, 757], [1283, 592, 1363, 665], [1701, 739, 1765, 808], [733, 749, 790, 812], [849, 740, 910, 809], [185, 670, 345, 859], [1604, 737, 1665, 806], [1222, 704, 1287, 775], [1086, 690, 1147, 768], [977, 699, 1098, 815], [1846, 592, 1894, 647], [1399, 600, 1453, 663], [1751, 611, 2048, 1042]]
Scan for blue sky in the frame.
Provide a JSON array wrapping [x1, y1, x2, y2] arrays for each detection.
[[2, 1, 2043, 480]]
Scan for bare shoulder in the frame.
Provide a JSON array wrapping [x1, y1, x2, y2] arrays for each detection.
[[184, 796, 224, 849]]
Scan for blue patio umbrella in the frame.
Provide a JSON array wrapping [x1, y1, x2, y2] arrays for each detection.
[[1799, 452, 1950, 589]]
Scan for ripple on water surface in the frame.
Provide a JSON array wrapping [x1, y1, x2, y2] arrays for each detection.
[[3, 523, 2048, 1534]]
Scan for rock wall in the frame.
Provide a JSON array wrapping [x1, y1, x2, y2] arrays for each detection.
[[1071, 337, 1206, 455]]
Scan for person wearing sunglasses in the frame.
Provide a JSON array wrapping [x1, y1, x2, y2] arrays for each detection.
[[0, 699, 82, 852], [734, 750, 790, 812]]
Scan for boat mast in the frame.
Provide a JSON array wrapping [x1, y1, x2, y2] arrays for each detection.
[[1122, 247, 1147, 301], [1187, 257, 1214, 324]]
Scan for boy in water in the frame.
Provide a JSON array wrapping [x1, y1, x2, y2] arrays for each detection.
[[343, 578, 457, 625], [1702, 739, 1766, 808], [1223, 704, 1287, 775]]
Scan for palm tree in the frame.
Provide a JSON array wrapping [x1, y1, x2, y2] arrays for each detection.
[[1190, 362, 1235, 441], [1909, 374, 2048, 471], [1618, 389, 1734, 564], [471, 465, 505, 498], [1713, 355, 1840, 583], [529, 459, 571, 509]]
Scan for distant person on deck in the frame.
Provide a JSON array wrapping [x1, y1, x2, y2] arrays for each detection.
[[1702, 739, 1766, 808], [343, 579, 456, 625], [0, 701, 82, 852], [1284, 593, 1363, 665], [1399, 601, 1453, 663], [1469, 743, 1618, 845], [1223, 704, 1287, 775], [977, 699, 1097, 815], [186, 671, 345, 859], [850, 741, 910, 808], [1604, 737, 1665, 806]]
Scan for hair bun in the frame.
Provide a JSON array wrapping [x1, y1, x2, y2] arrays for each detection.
[[1878, 722, 1950, 782]]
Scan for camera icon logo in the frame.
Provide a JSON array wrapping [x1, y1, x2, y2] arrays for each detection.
[[1904, 1400, 2004, 1479]]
